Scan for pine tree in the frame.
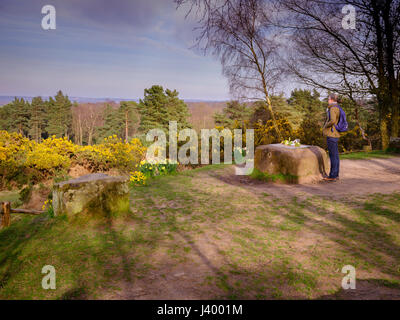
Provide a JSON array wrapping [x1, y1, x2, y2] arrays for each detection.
[[138, 85, 191, 133], [164, 89, 191, 131], [12, 98, 30, 136], [29, 97, 46, 142], [97, 104, 125, 140], [270, 94, 303, 130], [0, 103, 15, 132], [214, 101, 251, 129], [46, 91, 72, 138], [288, 89, 322, 117]]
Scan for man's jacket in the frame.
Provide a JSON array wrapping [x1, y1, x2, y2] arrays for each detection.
[[323, 104, 341, 138]]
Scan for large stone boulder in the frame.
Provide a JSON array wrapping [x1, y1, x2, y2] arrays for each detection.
[[52, 173, 130, 217], [254, 144, 329, 183]]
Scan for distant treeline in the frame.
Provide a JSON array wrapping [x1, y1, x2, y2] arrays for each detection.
[[0, 86, 382, 151], [211, 89, 381, 152], [0, 85, 191, 146]]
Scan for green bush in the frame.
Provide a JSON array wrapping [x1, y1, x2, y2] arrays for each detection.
[[19, 183, 33, 204], [295, 118, 326, 149]]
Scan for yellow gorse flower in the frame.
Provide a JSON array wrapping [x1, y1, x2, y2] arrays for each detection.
[[0, 131, 147, 179]]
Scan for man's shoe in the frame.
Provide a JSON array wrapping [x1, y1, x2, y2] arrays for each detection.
[[323, 177, 338, 182]]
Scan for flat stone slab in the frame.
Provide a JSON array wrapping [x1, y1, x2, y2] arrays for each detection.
[[254, 144, 329, 183], [53, 173, 130, 217]]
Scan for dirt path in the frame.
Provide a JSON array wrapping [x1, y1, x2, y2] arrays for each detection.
[[214, 157, 400, 200], [100, 157, 400, 300]]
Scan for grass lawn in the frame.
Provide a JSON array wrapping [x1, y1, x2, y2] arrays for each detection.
[[0, 190, 21, 204], [0, 165, 399, 299], [340, 150, 399, 160]]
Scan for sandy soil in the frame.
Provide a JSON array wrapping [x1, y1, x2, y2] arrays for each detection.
[[216, 157, 400, 200], [99, 157, 400, 300]]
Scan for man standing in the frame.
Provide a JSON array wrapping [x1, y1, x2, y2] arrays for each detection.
[[323, 93, 341, 181]]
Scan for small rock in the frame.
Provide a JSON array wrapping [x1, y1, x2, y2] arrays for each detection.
[[173, 272, 185, 277]]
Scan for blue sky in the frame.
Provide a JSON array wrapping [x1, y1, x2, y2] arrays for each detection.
[[0, 0, 229, 100]]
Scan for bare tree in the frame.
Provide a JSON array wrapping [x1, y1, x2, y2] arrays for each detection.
[[176, 0, 285, 139], [177, 0, 400, 148], [72, 103, 106, 145], [282, 0, 400, 148], [72, 105, 84, 145], [83, 104, 103, 145]]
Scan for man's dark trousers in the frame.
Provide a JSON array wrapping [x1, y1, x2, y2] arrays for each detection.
[[327, 137, 339, 179]]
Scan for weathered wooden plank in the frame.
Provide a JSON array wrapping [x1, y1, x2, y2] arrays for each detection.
[[10, 208, 44, 215]]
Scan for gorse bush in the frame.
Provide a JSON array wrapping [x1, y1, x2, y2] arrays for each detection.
[[0, 131, 32, 184], [254, 117, 293, 147], [25, 138, 73, 172], [76, 135, 146, 171], [0, 131, 147, 188], [339, 125, 366, 152]]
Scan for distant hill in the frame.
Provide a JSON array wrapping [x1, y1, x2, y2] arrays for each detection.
[[0, 96, 137, 106], [0, 95, 227, 133], [0, 95, 227, 106]]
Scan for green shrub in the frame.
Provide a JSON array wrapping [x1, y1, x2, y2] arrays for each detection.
[[295, 118, 326, 149], [19, 183, 33, 203]]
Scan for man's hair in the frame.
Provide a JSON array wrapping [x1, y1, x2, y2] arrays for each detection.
[[328, 93, 338, 102]]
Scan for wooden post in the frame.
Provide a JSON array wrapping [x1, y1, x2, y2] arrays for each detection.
[[1, 202, 11, 228]]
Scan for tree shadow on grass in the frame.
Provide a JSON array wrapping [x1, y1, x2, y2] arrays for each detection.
[[0, 204, 161, 299], [130, 178, 325, 299], [278, 192, 400, 278], [0, 215, 50, 293], [107, 169, 400, 299], [318, 279, 400, 300], [60, 283, 89, 300], [133, 172, 399, 299]]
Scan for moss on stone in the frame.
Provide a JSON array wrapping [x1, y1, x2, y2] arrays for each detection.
[[250, 168, 299, 184], [52, 173, 130, 219]]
